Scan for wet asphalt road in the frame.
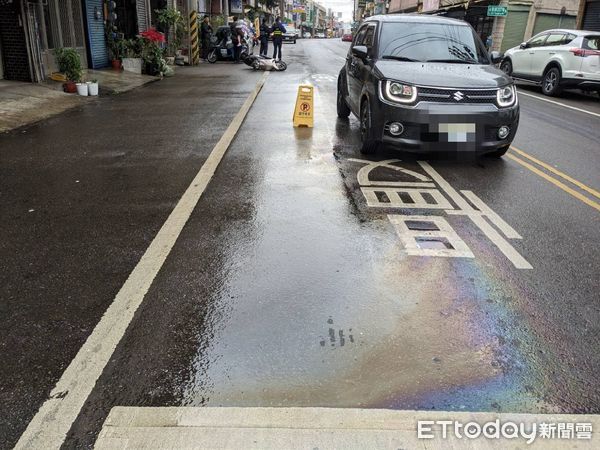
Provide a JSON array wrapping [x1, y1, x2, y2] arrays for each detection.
[[1, 39, 599, 448]]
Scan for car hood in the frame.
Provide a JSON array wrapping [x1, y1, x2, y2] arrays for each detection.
[[374, 61, 511, 88]]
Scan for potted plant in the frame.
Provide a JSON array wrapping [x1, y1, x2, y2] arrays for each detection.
[[88, 79, 99, 96], [121, 38, 144, 74], [140, 28, 167, 76], [54, 47, 83, 93], [155, 7, 186, 60], [76, 81, 88, 96], [105, 26, 123, 70]]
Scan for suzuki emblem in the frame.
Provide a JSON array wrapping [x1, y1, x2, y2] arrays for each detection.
[[453, 91, 464, 101]]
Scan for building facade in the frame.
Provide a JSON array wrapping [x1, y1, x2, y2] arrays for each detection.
[[366, 0, 581, 52]]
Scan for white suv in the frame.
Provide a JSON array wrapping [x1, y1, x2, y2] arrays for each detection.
[[501, 29, 600, 96]]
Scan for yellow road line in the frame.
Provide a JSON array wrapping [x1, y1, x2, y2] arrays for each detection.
[[507, 153, 600, 212], [510, 146, 600, 199]]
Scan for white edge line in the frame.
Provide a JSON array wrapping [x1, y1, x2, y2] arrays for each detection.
[[15, 72, 270, 450], [518, 90, 600, 118]]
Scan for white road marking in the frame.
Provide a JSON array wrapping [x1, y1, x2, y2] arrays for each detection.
[[418, 161, 532, 270], [362, 187, 453, 209], [518, 90, 600, 118], [388, 215, 474, 258], [349, 159, 433, 186], [15, 72, 270, 450]]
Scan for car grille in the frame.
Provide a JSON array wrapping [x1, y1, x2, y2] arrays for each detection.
[[417, 87, 497, 104]]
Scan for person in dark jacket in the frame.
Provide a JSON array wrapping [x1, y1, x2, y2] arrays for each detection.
[[259, 19, 270, 57], [271, 17, 286, 61], [200, 16, 213, 61], [230, 16, 243, 63]]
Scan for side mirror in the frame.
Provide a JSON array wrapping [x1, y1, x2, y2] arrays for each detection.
[[352, 45, 368, 60], [519, 42, 528, 49], [490, 51, 503, 64]]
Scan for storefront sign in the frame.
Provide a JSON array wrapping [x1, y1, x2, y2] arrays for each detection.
[[487, 5, 508, 16]]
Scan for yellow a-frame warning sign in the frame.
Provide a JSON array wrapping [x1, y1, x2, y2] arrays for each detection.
[[293, 85, 314, 128]]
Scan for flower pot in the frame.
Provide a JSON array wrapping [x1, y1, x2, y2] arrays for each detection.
[[111, 59, 122, 70], [63, 81, 77, 93], [76, 82, 88, 96], [121, 57, 142, 74], [88, 82, 99, 96], [144, 61, 160, 76]]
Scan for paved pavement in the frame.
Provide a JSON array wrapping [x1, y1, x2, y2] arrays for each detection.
[[1, 40, 599, 449]]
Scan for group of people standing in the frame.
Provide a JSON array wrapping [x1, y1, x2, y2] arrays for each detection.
[[259, 17, 287, 61], [199, 15, 288, 63]]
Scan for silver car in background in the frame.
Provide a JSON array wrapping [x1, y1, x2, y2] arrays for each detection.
[[501, 29, 600, 96]]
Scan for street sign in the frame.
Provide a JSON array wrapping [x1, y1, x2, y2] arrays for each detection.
[[487, 5, 508, 17]]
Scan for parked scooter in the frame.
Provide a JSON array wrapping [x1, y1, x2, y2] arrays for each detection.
[[207, 26, 250, 63], [243, 54, 287, 71]]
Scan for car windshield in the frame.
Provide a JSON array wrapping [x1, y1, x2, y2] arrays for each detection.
[[379, 22, 489, 64]]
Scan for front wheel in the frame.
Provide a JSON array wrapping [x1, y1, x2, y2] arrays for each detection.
[[500, 60, 512, 76], [542, 67, 562, 96], [207, 50, 217, 64], [359, 100, 379, 155], [275, 61, 287, 71], [337, 75, 351, 119]]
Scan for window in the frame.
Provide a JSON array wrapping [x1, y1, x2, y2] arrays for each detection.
[[363, 26, 376, 48], [528, 34, 548, 48], [545, 33, 566, 46], [353, 26, 368, 46], [583, 36, 600, 50]]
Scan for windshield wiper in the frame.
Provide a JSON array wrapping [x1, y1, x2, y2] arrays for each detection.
[[425, 58, 478, 64], [381, 55, 420, 62]]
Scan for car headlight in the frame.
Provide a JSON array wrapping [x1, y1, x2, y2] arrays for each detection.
[[497, 85, 517, 107], [382, 80, 417, 104]]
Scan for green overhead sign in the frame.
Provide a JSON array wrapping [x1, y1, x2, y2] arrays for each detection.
[[487, 5, 508, 17]]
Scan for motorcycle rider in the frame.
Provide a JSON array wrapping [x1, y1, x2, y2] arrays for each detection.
[[271, 17, 286, 61], [259, 19, 270, 57]]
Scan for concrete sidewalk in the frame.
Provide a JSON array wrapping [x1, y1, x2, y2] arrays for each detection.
[[95, 407, 600, 449], [0, 69, 159, 133]]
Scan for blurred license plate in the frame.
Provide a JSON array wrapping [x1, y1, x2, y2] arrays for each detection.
[[438, 123, 475, 142]]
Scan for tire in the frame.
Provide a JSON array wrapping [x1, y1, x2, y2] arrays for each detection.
[[500, 59, 512, 76], [337, 74, 351, 119], [276, 61, 287, 71], [541, 67, 562, 96], [359, 99, 379, 155], [487, 145, 510, 158], [207, 50, 217, 64], [252, 61, 260, 70]]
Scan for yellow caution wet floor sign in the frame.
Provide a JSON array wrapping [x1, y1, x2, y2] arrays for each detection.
[[293, 85, 314, 128]]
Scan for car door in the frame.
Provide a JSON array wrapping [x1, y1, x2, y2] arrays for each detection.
[[512, 33, 547, 77], [530, 33, 565, 79], [346, 25, 369, 112], [521, 33, 549, 77]]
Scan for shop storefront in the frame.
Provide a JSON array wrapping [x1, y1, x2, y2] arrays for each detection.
[[580, 0, 600, 30]]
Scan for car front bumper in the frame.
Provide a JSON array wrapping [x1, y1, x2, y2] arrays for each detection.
[[371, 99, 519, 154]]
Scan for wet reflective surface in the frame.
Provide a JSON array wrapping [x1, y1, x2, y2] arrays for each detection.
[[2, 40, 599, 448]]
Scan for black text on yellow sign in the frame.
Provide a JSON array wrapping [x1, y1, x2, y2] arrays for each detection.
[[293, 85, 314, 128]]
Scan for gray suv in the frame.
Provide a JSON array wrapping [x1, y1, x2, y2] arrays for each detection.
[[337, 15, 519, 157]]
